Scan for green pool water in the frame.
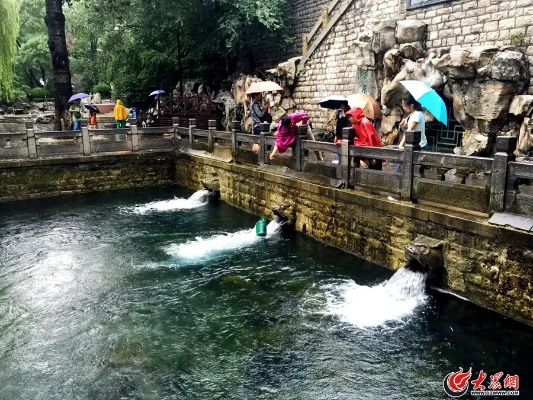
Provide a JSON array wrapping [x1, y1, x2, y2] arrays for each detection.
[[0, 186, 531, 400]]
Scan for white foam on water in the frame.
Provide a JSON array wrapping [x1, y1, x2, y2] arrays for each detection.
[[166, 220, 281, 259], [324, 268, 427, 328], [130, 190, 210, 214]]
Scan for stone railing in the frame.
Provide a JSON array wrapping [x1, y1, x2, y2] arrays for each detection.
[[0, 120, 175, 159], [178, 119, 531, 218], [2, 118, 532, 218]]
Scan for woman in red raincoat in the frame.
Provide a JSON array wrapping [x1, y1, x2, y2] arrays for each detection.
[[269, 112, 309, 160], [345, 107, 383, 170]]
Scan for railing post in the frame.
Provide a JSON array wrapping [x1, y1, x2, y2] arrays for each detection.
[[259, 132, 267, 165], [25, 121, 37, 159], [81, 120, 91, 156], [130, 118, 139, 152], [208, 119, 216, 153], [294, 124, 308, 171], [231, 120, 240, 159], [172, 120, 179, 148], [341, 127, 355, 185], [401, 130, 421, 201], [489, 136, 516, 214], [189, 118, 196, 149]]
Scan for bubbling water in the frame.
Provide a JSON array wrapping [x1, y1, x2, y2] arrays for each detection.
[[129, 190, 211, 214], [166, 220, 281, 259], [324, 267, 427, 328]]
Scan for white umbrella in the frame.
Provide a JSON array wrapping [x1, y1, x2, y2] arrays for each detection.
[[245, 81, 283, 94]]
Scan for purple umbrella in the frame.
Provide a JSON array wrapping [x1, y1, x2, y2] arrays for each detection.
[[68, 93, 90, 103], [149, 90, 166, 96]]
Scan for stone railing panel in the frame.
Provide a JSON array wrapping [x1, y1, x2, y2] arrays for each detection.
[[0, 133, 29, 160], [90, 129, 133, 154], [35, 131, 84, 157], [137, 127, 174, 151], [505, 161, 533, 216]]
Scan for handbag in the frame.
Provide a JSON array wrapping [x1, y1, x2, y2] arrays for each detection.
[[74, 112, 82, 119], [261, 113, 273, 124]]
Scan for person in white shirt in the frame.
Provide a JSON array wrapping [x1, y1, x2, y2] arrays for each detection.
[[399, 93, 428, 150]]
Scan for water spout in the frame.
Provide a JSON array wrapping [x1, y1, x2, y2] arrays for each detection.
[[325, 267, 428, 328]]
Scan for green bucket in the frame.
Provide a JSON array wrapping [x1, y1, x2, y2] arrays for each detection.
[[255, 216, 267, 237]]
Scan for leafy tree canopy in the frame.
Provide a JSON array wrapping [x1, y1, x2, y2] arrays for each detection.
[[65, 0, 291, 106], [0, 0, 21, 102]]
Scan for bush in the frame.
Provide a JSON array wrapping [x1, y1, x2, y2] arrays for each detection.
[[91, 83, 112, 98], [29, 87, 52, 101]]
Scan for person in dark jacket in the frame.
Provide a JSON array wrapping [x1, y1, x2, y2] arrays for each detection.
[[250, 92, 270, 135]]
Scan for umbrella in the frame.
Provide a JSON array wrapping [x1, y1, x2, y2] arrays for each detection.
[[245, 81, 283, 94], [400, 80, 447, 125], [319, 95, 348, 109], [68, 93, 90, 103], [84, 104, 100, 113], [346, 94, 382, 120], [149, 90, 166, 96]]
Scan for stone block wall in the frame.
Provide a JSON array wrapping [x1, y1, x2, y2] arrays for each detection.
[[0, 152, 175, 203], [255, 0, 332, 68], [176, 153, 533, 326], [407, 0, 533, 93], [288, 0, 533, 131]]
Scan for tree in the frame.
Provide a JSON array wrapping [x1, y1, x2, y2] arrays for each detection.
[[45, 0, 73, 130], [0, 0, 20, 102], [15, 0, 52, 90]]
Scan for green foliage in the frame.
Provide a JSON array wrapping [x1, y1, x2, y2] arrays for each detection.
[[0, 0, 20, 102], [91, 83, 111, 98], [65, 0, 292, 106], [29, 87, 52, 100]]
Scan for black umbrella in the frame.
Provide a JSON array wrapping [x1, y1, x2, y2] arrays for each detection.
[[84, 104, 101, 113], [319, 95, 349, 109]]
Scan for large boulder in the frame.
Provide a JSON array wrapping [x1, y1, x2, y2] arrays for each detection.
[[509, 95, 533, 117], [396, 20, 426, 44], [372, 19, 398, 54], [463, 80, 518, 120], [436, 48, 477, 79]]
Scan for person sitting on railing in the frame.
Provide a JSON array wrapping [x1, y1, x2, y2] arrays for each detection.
[[346, 107, 383, 170], [250, 92, 271, 135], [269, 112, 309, 160]]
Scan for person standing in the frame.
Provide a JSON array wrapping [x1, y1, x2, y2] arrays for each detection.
[[68, 99, 83, 130], [114, 100, 127, 128], [399, 93, 428, 150], [397, 93, 428, 172], [250, 92, 271, 135], [346, 107, 383, 170], [332, 101, 350, 163]]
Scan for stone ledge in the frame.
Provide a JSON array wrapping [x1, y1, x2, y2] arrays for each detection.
[[177, 152, 508, 240], [0, 150, 174, 169]]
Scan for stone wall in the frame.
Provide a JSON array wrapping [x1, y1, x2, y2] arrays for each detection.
[[290, 0, 533, 132], [176, 153, 533, 325], [0, 152, 175, 202], [255, 0, 332, 68]]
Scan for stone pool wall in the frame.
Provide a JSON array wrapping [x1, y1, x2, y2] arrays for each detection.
[[0, 152, 175, 202], [176, 152, 533, 326]]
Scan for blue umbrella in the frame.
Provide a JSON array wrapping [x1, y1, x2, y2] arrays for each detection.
[[149, 90, 166, 96], [68, 93, 90, 103], [400, 80, 447, 125]]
